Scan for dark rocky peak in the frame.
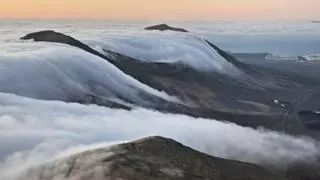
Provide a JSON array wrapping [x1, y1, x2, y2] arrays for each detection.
[[145, 24, 189, 32], [20, 30, 117, 66], [20, 30, 91, 50]]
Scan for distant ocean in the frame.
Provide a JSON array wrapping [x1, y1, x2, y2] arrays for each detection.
[[0, 20, 320, 56]]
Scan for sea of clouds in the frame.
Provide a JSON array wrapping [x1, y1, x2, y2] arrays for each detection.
[[0, 92, 319, 179], [0, 22, 320, 179]]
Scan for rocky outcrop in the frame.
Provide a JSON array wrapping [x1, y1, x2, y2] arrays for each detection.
[[145, 24, 189, 32], [21, 30, 117, 66], [21, 136, 283, 180]]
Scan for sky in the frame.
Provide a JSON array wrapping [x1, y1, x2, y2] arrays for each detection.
[[0, 0, 319, 20]]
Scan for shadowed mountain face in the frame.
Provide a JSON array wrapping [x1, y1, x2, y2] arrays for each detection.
[[19, 136, 284, 180], [20, 30, 320, 137], [145, 24, 189, 32]]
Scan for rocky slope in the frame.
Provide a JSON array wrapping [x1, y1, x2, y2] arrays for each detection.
[[20, 30, 320, 136], [20, 136, 284, 180]]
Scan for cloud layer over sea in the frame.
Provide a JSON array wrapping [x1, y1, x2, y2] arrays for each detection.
[[0, 92, 319, 179]]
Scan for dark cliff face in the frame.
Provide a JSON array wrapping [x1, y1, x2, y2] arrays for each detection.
[[145, 24, 189, 32], [20, 136, 284, 180]]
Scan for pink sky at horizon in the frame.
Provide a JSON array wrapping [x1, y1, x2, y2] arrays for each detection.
[[0, 0, 319, 20]]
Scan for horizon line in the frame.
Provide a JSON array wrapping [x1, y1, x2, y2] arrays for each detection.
[[0, 18, 316, 22]]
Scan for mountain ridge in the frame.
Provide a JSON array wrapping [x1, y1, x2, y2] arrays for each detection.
[[19, 29, 320, 136], [19, 136, 285, 180]]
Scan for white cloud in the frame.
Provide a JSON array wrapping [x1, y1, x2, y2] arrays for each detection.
[[0, 92, 318, 180], [98, 32, 240, 73], [0, 44, 179, 106]]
